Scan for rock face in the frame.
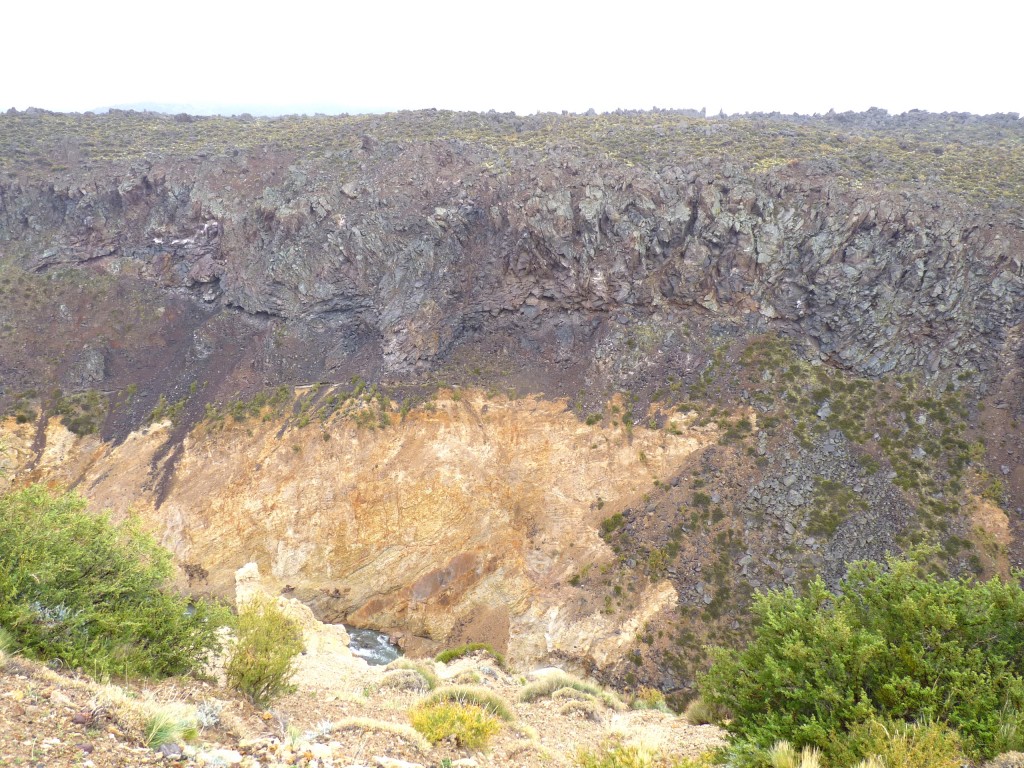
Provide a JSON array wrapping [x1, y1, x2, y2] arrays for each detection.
[[1, 108, 1023, 693], [1, 111, 1022, 402], [0, 392, 712, 671]]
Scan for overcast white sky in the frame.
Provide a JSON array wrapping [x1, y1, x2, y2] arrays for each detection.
[[3, 0, 1020, 116]]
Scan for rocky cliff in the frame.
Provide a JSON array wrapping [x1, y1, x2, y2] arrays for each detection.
[[1, 108, 1023, 701]]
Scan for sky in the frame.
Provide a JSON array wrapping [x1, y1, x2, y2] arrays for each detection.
[[3, 0, 1020, 117]]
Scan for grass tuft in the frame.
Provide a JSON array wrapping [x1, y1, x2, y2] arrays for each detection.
[[419, 685, 515, 722], [143, 704, 199, 749], [435, 641, 506, 669]]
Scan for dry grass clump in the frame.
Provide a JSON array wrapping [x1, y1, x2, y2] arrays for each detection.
[[520, 671, 625, 710], [320, 716, 431, 753], [419, 685, 515, 722], [574, 736, 711, 768], [767, 740, 822, 768], [386, 658, 439, 690], [683, 696, 729, 726], [435, 641, 507, 669], [631, 686, 670, 712], [142, 704, 199, 749], [379, 668, 432, 693], [984, 752, 1024, 768], [559, 699, 604, 722]]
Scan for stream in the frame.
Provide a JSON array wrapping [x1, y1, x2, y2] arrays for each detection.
[[344, 625, 402, 665]]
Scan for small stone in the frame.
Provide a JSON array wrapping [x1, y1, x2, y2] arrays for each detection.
[[77, 743, 95, 754], [72, 712, 91, 725], [1002, 465, 1011, 475], [199, 748, 243, 765], [159, 743, 183, 758], [816, 402, 832, 420], [374, 758, 424, 768]]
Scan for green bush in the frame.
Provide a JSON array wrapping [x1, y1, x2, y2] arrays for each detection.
[[409, 701, 501, 749], [0, 485, 229, 678], [700, 549, 1024, 762], [225, 595, 304, 707]]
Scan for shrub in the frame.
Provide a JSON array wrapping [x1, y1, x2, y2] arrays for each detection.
[[700, 548, 1024, 761], [410, 701, 501, 749], [0, 486, 229, 678], [225, 595, 304, 707], [435, 641, 506, 669]]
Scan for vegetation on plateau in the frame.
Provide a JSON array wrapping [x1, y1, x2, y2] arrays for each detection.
[[2, 109, 1023, 207]]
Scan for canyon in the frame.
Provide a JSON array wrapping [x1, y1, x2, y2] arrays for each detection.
[[1, 107, 1023, 700]]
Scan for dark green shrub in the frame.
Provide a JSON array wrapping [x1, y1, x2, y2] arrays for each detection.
[[700, 549, 1024, 761], [0, 485, 229, 678], [225, 594, 304, 707], [600, 514, 625, 535]]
